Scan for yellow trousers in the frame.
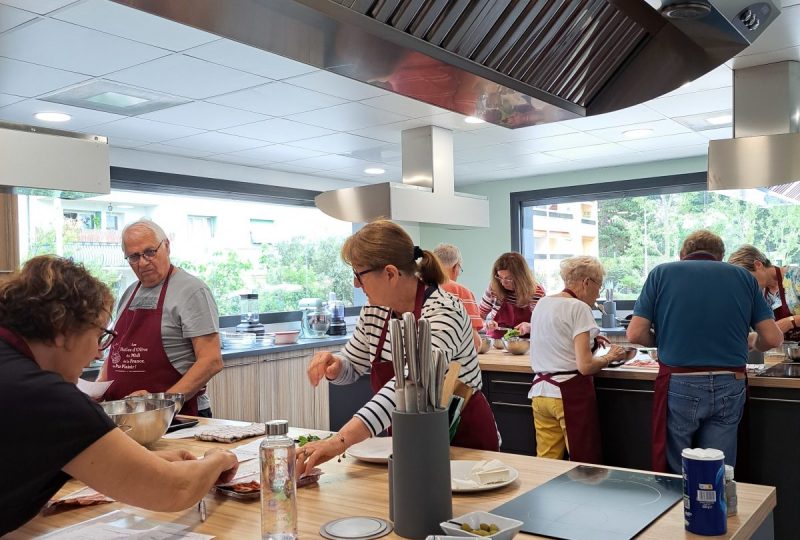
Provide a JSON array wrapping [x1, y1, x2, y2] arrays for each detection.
[[531, 396, 568, 459]]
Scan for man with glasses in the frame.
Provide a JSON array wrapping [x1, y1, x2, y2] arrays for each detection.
[[98, 219, 222, 417], [433, 243, 483, 351]]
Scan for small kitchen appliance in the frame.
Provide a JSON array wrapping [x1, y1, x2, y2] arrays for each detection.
[[326, 292, 347, 336], [601, 288, 617, 328], [236, 293, 265, 336], [299, 298, 331, 338]]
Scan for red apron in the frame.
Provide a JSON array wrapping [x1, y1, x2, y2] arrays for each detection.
[[487, 299, 532, 339], [770, 266, 800, 341], [370, 282, 500, 451], [106, 267, 201, 416], [0, 327, 36, 361], [531, 371, 603, 464]]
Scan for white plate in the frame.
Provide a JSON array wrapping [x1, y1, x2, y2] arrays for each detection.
[[450, 460, 519, 492], [347, 436, 392, 463]]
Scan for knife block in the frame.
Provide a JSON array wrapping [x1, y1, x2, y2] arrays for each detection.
[[390, 408, 452, 538]]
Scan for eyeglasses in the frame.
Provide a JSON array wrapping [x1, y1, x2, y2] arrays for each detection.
[[94, 324, 118, 350], [125, 240, 164, 264], [588, 277, 602, 287], [457, 263, 464, 272], [495, 273, 514, 284], [353, 267, 379, 286]]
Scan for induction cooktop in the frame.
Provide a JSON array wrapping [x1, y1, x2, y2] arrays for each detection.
[[491, 465, 683, 540], [758, 362, 800, 378]]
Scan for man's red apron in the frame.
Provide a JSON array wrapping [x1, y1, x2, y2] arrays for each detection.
[[370, 281, 499, 451], [531, 371, 603, 464], [770, 266, 800, 341], [0, 327, 36, 361], [106, 267, 201, 416], [487, 299, 532, 339]]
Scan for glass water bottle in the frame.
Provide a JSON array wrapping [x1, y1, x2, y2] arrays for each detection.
[[260, 420, 297, 540]]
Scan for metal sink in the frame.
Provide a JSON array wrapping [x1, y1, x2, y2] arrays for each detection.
[[758, 362, 800, 378]]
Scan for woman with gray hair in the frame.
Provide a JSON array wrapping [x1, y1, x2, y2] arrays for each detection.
[[729, 244, 800, 341], [528, 255, 625, 464], [433, 243, 484, 350]]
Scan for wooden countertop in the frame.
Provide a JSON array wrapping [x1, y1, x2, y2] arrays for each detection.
[[10, 418, 775, 540], [478, 348, 800, 388]]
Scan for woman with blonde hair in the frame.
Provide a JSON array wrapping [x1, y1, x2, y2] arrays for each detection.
[[300, 221, 499, 474], [0, 256, 237, 536], [729, 244, 800, 341], [480, 252, 546, 338], [528, 256, 625, 464]]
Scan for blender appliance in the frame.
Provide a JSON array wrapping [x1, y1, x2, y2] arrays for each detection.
[[236, 293, 266, 336], [299, 298, 331, 338], [326, 292, 347, 336]]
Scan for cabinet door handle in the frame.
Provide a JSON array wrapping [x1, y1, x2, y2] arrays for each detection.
[[748, 396, 800, 405], [595, 387, 653, 395], [492, 380, 531, 387], [491, 401, 531, 409]]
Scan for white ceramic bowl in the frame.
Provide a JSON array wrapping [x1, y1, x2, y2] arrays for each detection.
[[440, 511, 523, 540], [274, 330, 300, 345]]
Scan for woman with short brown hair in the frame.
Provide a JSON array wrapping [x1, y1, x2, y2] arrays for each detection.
[[480, 252, 546, 338]]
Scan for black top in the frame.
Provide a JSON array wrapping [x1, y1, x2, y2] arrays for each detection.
[[0, 340, 116, 536]]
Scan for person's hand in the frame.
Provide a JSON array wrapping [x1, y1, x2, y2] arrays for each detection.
[[125, 390, 149, 398], [157, 449, 197, 462], [295, 437, 345, 477], [747, 331, 758, 350], [203, 448, 239, 484], [604, 344, 626, 361], [595, 335, 611, 348], [485, 319, 498, 332], [514, 322, 531, 335], [307, 352, 342, 386]]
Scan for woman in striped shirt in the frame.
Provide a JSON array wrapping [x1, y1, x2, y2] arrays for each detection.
[[298, 221, 499, 474], [480, 252, 546, 339]]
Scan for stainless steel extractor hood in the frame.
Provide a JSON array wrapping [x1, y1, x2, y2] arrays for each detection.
[[113, 0, 778, 129], [315, 125, 489, 227], [708, 61, 800, 190]]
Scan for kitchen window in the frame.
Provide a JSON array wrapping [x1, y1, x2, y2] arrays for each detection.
[[512, 172, 800, 303]]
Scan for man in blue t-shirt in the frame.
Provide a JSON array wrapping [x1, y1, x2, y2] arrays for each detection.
[[627, 230, 782, 473]]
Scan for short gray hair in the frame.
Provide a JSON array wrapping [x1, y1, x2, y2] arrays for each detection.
[[433, 243, 462, 268], [560, 255, 605, 285], [121, 218, 168, 252]]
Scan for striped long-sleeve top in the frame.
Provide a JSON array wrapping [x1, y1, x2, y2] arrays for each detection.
[[330, 286, 482, 436], [478, 284, 546, 320]]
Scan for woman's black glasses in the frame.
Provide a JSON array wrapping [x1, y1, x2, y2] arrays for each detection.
[[96, 326, 118, 350], [353, 267, 379, 286]]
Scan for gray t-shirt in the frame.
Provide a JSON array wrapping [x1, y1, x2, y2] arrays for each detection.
[[116, 268, 219, 411]]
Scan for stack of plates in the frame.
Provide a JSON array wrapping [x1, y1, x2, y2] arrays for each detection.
[[320, 517, 392, 540]]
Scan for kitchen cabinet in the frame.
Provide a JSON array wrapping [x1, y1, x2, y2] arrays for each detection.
[[328, 372, 374, 432], [481, 371, 536, 455], [206, 357, 260, 423]]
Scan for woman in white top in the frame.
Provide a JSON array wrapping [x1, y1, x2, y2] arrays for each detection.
[[298, 221, 499, 475], [528, 256, 625, 464]]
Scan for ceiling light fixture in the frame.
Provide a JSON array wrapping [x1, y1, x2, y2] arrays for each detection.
[[364, 167, 385, 175], [622, 128, 654, 139], [464, 116, 485, 124], [34, 112, 71, 122], [87, 91, 149, 108], [706, 114, 733, 125]]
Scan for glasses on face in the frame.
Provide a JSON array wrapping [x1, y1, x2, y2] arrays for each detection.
[[495, 273, 513, 285], [125, 240, 164, 264], [94, 324, 118, 350], [457, 263, 464, 272], [588, 277, 602, 287], [353, 267, 379, 286]]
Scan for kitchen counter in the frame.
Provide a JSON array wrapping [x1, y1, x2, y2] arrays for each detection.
[[221, 334, 350, 360], [8, 417, 776, 540]]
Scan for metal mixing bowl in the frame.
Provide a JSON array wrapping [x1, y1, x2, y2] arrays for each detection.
[[787, 344, 800, 362], [477, 336, 492, 354], [140, 392, 185, 416], [100, 398, 177, 446], [492, 338, 505, 350], [502, 337, 530, 355]]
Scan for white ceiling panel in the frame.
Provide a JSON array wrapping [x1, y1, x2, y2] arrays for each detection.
[[463, 122, 578, 146], [139, 101, 269, 130], [208, 82, 346, 116], [0, 0, 78, 14], [107, 136, 149, 148], [658, 65, 731, 98], [220, 118, 334, 143], [106, 54, 268, 100], [545, 143, 631, 161], [560, 104, 664, 130], [640, 144, 709, 161], [0, 93, 22, 106], [225, 144, 326, 163], [286, 154, 375, 171], [588, 118, 691, 142], [698, 127, 733, 140], [350, 118, 432, 143], [287, 102, 408, 131], [513, 132, 610, 153], [185, 39, 316, 79], [647, 87, 732, 117], [0, 18, 168, 76], [264, 163, 325, 175], [165, 131, 268, 153], [361, 93, 448, 118], [203, 153, 266, 167], [91, 117, 204, 142], [285, 70, 387, 100], [0, 57, 89, 97], [619, 132, 709, 151], [0, 98, 124, 128], [425, 111, 491, 131], [0, 4, 36, 33], [139, 143, 215, 158], [53, 0, 218, 51], [287, 132, 385, 154]]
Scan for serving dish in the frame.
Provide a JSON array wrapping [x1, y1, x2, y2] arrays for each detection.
[[440, 511, 523, 540], [450, 461, 519, 492], [347, 436, 392, 464], [274, 330, 301, 345]]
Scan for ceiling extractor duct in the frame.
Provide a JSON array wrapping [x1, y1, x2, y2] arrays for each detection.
[[708, 61, 800, 190], [315, 126, 489, 227], [113, 0, 778, 129]]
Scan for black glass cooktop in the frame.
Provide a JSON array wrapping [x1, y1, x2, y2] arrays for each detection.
[[491, 465, 683, 540], [758, 362, 800, 378]]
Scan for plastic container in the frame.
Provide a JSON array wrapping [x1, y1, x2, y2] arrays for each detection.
[[682, 448, 726, 536], [260, 420, 297, 540], [725, 465, 738, 516]]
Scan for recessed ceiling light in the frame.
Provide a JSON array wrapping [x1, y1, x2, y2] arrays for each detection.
[[87, 91, 149, 108], [464, 116, 485, 124], [34, 112, 71, 122], [364, 167, 385, 175], [622, 128, 654, 139], [706, 114, 733, 125]]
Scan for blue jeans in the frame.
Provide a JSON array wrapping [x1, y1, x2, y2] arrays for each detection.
[[666, 373, 746, 473]]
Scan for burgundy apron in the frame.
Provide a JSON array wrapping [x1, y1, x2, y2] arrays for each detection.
[[369, 282, 500, 451], [0, 327, 36, 362], [106, 267, 201, 415], [487, 298, 532, 339], [770, 267, 800, 341]]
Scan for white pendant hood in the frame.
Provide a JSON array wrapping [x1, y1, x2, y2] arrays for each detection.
[[708, 61, 800, 190], [314, 126, 489, 228]]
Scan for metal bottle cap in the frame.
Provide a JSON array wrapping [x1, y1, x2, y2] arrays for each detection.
[[265, 420, 289, 436]]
